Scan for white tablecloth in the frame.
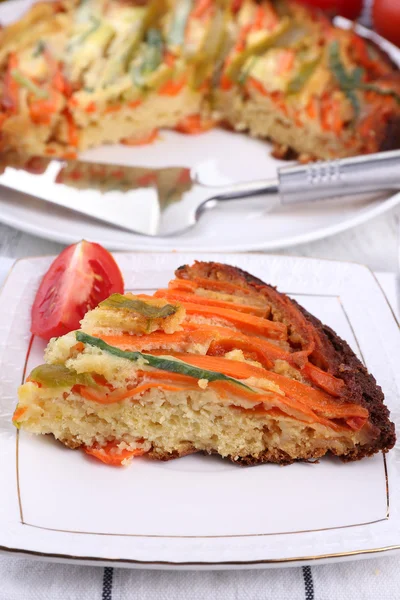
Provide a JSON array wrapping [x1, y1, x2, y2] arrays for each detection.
[[0, 259, 399, 600]]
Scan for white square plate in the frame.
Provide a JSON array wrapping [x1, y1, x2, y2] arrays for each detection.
[[0, 253, 399, 569]]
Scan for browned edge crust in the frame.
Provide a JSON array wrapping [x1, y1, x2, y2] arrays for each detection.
[[174, 261, 396, 465]]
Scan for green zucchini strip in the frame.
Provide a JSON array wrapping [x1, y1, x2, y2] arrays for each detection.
[[11, 70, 49, 99], [28, 364, 98, 388], [328, 40, 400, 119], [76, 331, 256, 392], [100, 294, 177, 318]]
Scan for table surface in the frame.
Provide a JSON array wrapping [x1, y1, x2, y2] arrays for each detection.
[[0, 205, 398, 271]]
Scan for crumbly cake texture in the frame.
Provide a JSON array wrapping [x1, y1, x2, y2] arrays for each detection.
[[14, 261, 395, 467], [0, 0, 399, 161]]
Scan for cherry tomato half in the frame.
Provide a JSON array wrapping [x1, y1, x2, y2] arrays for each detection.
[[31, 240, 124, 340], [373, 0, 400, 47], [295, 0, 363, 20]]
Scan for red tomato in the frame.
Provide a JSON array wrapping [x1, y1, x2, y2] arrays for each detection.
[[31, 240, 124, 340], [295, 0, 363, 20], [373, 0, 400, 47]]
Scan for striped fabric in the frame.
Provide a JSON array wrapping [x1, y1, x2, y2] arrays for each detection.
[[2, 555, 400, 600]]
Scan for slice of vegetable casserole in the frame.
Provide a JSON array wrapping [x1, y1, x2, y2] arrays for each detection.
[[14, 261, 395, 466]]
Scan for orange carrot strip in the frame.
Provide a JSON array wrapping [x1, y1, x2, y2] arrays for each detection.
[[190, 323, 289, 356], [105, 104, 121, 113], [211, 380, 340, 429], [306, 96, 319, 120], [165, 352, 275, 381], [323, 97, 343, 134], [235, 24, 252, 53], [90, 374, 112, 391], [158, 76, 187, 96], [220, 74, 233, 91], [247, 77, 268, 97], [169, 278, 198, 292], [69, 342, 85, 355], [154, 289, 268, 316], [121, 129, 158, 146], [64, 110, 79, 147], [332, 108, 343, 135], [179, 301, 287, 339], [265, 370, 367, 420], [191, 0, 213, 18], [99, 329, 212, 351], [44, 49, 71, 95], [171, 276, 256, 297], [208, 337, 274, 370], [141, 370, 198, 385], [263, 368, 335, 405], [320, 95, 332, 131], [79, 382, 186, 404], [253, 2, 278, 30], [276, 49, 295, 75], [352, 35, 372, 69], [185, 322, 309, 367], [351, 34, 386, 78], [175, 114, 215, 134], [163, 352, 367, 421], [129, 99, 142, 109], [346, 416, 368, 431], [247, 80, 288, 115], [29, 89, 61, 124], [62, 151, 78, 159], [253, 5, 267, 29], [52, 70, 66, 93], [100, 323, 291, 369], [164, 52, 176, 67], [271, 91, 289, 116], [85, 101, 97, 113], [13, 406, 27, 421], [84, 441, 147, 466], [302, 363, 345, 397]]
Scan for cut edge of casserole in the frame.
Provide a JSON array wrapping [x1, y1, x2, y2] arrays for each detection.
[[0, 0, 399, 161]]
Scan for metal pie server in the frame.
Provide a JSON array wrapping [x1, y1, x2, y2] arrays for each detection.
[[1, 149, 399, 237]]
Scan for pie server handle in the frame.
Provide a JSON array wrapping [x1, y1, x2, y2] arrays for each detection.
[[277, 149, 400, 205]]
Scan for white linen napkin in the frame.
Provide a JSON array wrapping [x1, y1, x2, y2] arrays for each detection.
[[0, 257, 398, 600]]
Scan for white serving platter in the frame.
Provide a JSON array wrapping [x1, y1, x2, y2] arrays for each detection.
[[0, 1, 399, 251]]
